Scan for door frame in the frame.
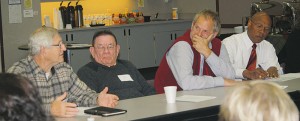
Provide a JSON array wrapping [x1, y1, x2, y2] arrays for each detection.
[[0, 1, 5, 72]]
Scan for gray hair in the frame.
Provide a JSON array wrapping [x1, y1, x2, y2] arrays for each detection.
[[193, 9, 221, 33], [28, 27, 59, 55]]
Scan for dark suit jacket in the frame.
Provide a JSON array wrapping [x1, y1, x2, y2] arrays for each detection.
[[285, 29, 300, 73]]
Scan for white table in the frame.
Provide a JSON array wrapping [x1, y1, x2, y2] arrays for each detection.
[[56, 76, 300, 121]]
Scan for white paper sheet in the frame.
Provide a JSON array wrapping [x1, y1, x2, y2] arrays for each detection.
[[9, 5, 22, 23], [9, 0, 21, 5], [23, 10, 33, 18], [281, 73, 300, 78], [280, 85, 288, 89], [176, 95, 216, 102], [266, 73, 300, 82], [266, 77, 298, 82]]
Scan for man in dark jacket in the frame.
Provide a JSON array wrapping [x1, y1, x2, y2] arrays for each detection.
[[77, 30, 156, 100], [283, 20, 300, 73]]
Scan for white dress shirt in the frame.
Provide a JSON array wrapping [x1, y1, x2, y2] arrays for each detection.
[[222, 31, 283, 79], [166, 41, 235, 90]]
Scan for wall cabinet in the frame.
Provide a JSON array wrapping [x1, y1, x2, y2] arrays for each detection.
[[153, 30, 186, 65], [66, 49, 90, 73], [59, 28, 107, 73], [109, 26, 156, 69], [152, 22, 191, 66], [60, 29, 101, 44]]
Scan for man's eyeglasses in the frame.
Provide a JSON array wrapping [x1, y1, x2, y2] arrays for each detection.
[[51, 41, 65, 48], [250, 19, 271, 32], [94, 44, 115, 51]]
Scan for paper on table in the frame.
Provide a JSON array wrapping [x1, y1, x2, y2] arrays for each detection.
[[281, 73, 300, 78], [176, 95, 216, 102], [267, 77, 298, 82], [280, 85, 288, 89], [267, 73, 300, 82]]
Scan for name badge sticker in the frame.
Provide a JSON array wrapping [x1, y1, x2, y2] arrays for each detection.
[[118, 74, 134, 82]]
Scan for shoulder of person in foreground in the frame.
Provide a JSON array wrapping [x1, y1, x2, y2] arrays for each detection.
[[0, 73, 54, 121]]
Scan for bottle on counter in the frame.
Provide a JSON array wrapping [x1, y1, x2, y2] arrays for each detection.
[[74, 1, 84, 27], [112, 13, 120, 25], [136, 12, 144, 23], [172, 8, 178, 20], [127, 13, 136, 24], [120, 14, 127, 24], [66, 2, 75, 27]]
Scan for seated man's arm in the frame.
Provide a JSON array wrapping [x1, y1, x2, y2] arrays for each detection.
[[243, 43, 283, 79], [167, 41, 225, 90], [67, 70, 99, 106], [133, 68, 156, 95], [69, 68, 118, 107], [222, 37, 246, 79], [262, 44, 283, 75], [206, 44, 235, 79], [77, 66, 102, 92]]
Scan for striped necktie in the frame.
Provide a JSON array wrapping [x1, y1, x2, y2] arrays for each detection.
[[246, 44, 257, 71]]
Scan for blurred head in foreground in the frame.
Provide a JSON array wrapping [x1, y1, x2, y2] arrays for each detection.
[[219, 81, 299, 121]]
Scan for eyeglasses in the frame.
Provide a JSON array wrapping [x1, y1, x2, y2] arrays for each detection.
[[250, 19, 271, 32], [94, 44, 115, 51], [51, 41, 65, 48]]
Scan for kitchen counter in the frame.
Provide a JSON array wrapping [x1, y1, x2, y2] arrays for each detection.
[[58, 19, 192, 32]]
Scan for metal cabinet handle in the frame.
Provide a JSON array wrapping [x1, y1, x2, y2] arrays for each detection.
[[65, 34, 68, 41], [71, 34, 73, 41]]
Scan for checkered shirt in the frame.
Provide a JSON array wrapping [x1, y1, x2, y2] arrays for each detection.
[[7, 56, 98, 112]]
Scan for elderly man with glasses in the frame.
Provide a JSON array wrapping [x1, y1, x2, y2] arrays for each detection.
[[7, 27, 119, 118], [223, 12, 283, 80], [77, 30, 156, 100]]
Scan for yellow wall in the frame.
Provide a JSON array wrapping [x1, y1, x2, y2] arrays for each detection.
[[41, 0, 136, 25]]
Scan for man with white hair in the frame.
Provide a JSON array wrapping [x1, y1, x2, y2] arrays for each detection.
[[8, 26, 119, 118]]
